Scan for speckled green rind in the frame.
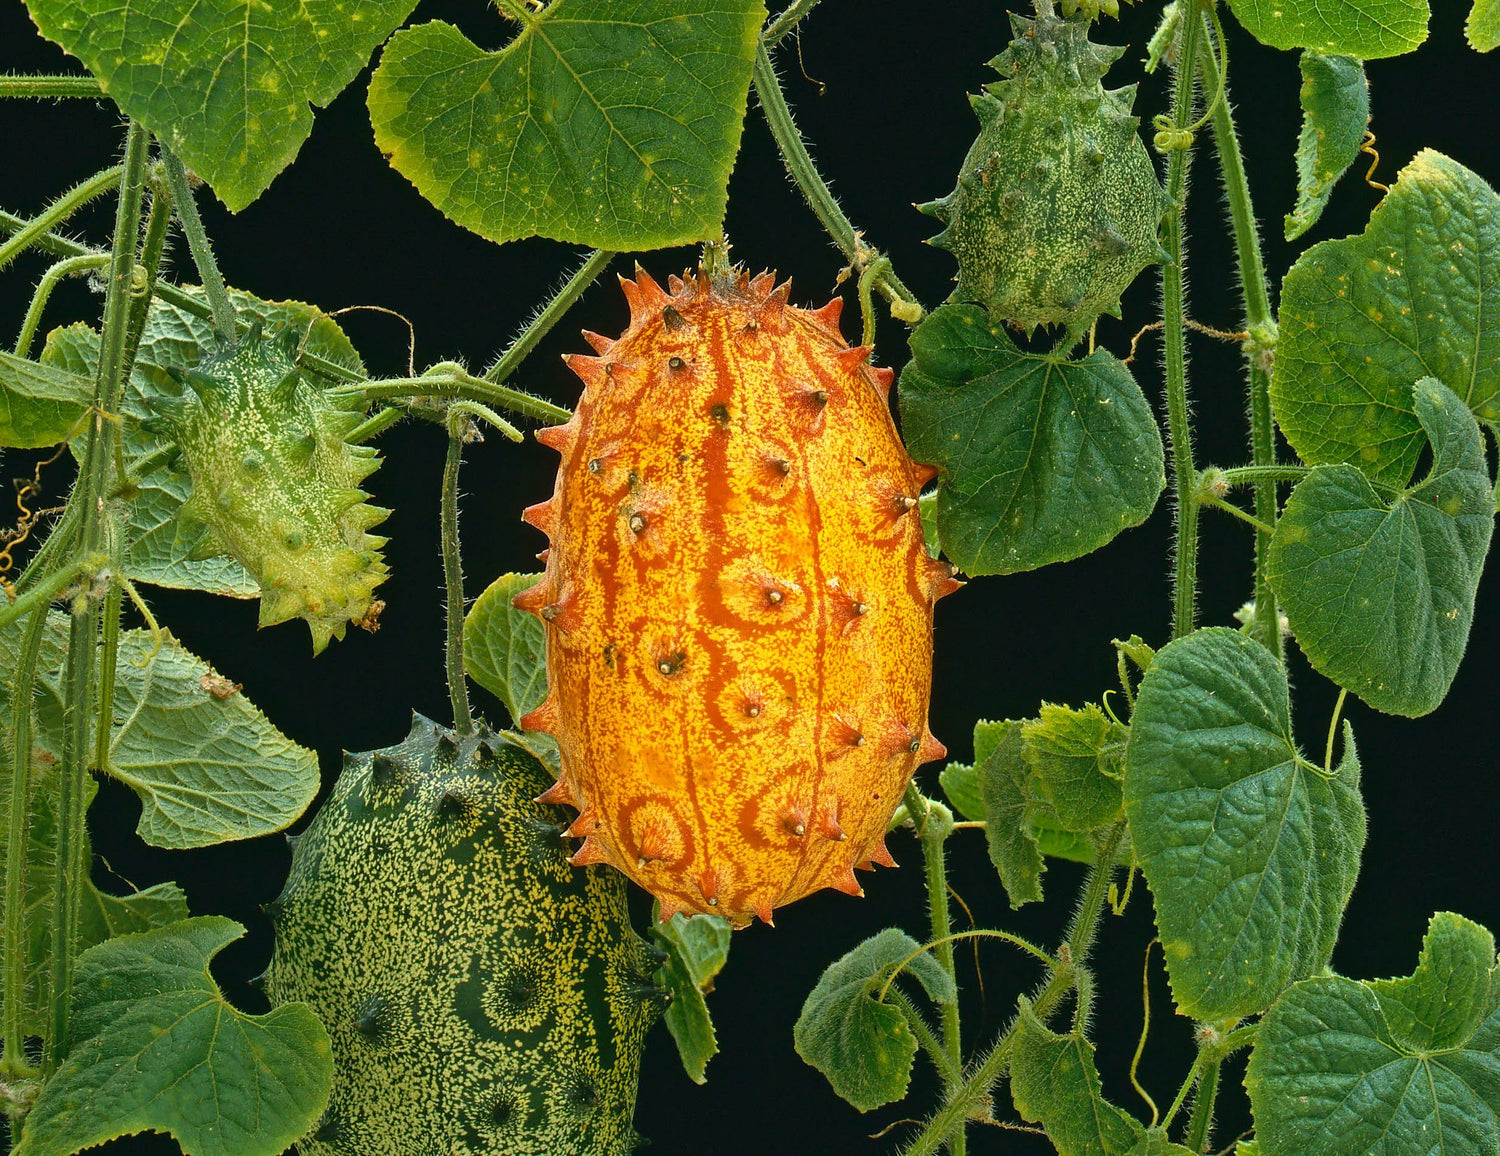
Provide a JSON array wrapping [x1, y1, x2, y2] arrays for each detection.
[[264, 714, 662, 1156], [153, 324, 389, 653], [923, 9, 1169, 333]]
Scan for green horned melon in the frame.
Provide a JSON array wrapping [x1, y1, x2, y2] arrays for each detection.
[[153, 322, 389, 652], [923, 4, 1171, 333], [264, 715, 664, 1156]]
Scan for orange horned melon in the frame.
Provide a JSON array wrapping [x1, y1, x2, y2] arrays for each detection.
[[515, 265, 955, 927]]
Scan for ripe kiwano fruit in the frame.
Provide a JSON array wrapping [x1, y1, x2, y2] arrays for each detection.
[[264, 715, 662, 1155], [152, 323, 389, 652], [922, 5, 1170, 332], [514, 265, 954, 927]]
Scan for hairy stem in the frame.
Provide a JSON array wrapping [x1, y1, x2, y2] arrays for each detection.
[[916, 800, 964, 1156], [764, 0, 826, 45], [93, 585, 123, 774], [902, 824, 1126, 1156], [1161, 11, 1204, 641], [753, 41, 923, 321], [346, 372, 571, 423], [0, 75, 103, 99], [0, 559, 91, 634], [485, 249, 614, 385], [0, 166, 121, 274], [1184, 1057, 1221, 1152], [889, 988, 962, 1086], [1200, 20, 1280, 660], [442, 423, 474, 736], [161, 148, 236, 341], [119, 176, 175, 395], [1219, 464, 1308, 488], [13, 253, 111, 358]]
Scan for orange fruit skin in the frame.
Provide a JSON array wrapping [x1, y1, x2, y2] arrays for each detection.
[[516, 267, 956, 927]]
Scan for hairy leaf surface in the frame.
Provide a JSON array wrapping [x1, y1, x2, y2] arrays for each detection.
[[1124, 628, 1366, 1019], [24, 0, 419, 210], [1284, 52, 1369, 240], [1274, 150, 1500, 486], [899, 304, 1164, 576], [367, 0, 765, 248], [650, 911, 732, 1084], [1224, 0, 1428, 57], [1011, 1001, 1143, 1155], [0, 348, 91, 448], [794, 928, 955, 1112], [17, 917, 332, 1156], [1247, 912, 1500, 1154], [1270, 379, 1494, 716], [464, 570, 560, 770]]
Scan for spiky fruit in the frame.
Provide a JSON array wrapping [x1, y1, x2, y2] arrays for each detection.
[[264, 715, 662, 1156], [512, 265, 952, 928], [922, 6, 1170, 333], [152, 323, 389, 653]]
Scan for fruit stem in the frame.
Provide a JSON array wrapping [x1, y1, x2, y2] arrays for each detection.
[[753, 40, 924, 324], [0, 165, 122, 275], [442, 417, 475, 737], [0, 74, 103, 99], [484, 248, 615, 385], [162, 147, 237, 342], [915, 796, 965, 1156], [1160, 5, 1203, 641], [901, 822, 1126, 1156], [1200, 19, 1281, 661]]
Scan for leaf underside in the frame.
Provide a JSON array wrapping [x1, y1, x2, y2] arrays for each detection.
[[1284, 51, 1369, 241]]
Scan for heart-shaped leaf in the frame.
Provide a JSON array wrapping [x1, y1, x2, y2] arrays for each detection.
[[1225, 0, 1429, 58], [1124, 627, 1366, 1020], [1269, 378, 1494, 716], [1246, 912, 1500, 1155], [1274, 150, 1500, 487], [899, 304, 1164, 576], [23, 0, 421, 210], [1284, 52, 1369, 241], [367, 0, 766, 249], [17, 917, 332, 1156]]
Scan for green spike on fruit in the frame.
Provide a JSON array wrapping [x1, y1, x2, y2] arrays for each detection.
[[153, 323, 389, 653], [928, 4, 1169, 335], [265, 715, 664, 1156]]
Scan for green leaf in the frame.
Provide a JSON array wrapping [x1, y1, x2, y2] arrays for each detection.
[[367, 0, 766, 249], [1471, 0, 1500, 50], [1123, 627, 1366, 1020], [16, 917, 332, 1156], [938, 762, 984, 821], [24, 0, 421, 211], [1128, 1136, 1196, 1156], [1284, 52, 1369, 241], [106, 629, 320, 848], [793, 928, 956, 1112], [1010, 1000, 1144, 1155], [650, 912, 732, 1084], [1269, 378, 1494, 716], [1023, 703, 1127, 833], [1246, 912, 1500, 1155], [976, 720, 1045, 908], [1273, 150, 1500, 487], [465, 572, 548, 725], [899, 304, 1164, 577], [44, 289, 365, 598], [1224, 0, 1428, 58], [918, 490, 942, 559], [0, 347, 92, 448]]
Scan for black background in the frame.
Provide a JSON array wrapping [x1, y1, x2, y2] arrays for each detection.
[[2, 1, 1498, 1153]]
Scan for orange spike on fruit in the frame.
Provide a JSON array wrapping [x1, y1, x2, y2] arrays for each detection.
[[911, 461, 940, 487], [657, 896, 682, 923], [504, 265, 940, 924], [867, 835, 898, 869], [569, 836, 612, 867], [827, 863, 864, 897], [869, 365, 896, 401], [565, 808, 599, 839], [916, 732, 949, 765], [518, 695, 559, 735], [753, 897, 776, 926], [563, 352, 607, 389], [521, 499, 558, 537], [535, 777, 576, 807], [750, 270, 777, 295], [582, 330, 615, 354], [511, 581, 551, 616], [535, 421, 577, 453]]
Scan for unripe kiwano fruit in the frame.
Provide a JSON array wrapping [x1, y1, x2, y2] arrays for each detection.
[[513, 266, 956, 928], [923, 6, 1171, 332], [265, 715, 662, 1156], [151, 323, 389, 653]]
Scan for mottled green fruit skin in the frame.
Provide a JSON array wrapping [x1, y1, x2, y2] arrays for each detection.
[[155, 324, 389, 653], [264, 715, 663, 1156], [924, 9, 1170, 332]]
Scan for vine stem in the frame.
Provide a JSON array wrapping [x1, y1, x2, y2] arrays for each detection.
[[902, 823, 1127, 1156], [1184, 1058, 1221, 1152], [45, 120, 151, 1075], [911, 796, 965, 1156], [0, 166, 122, 274], [0, 75, 103, 99], [1199, 15, 1280, 660], [485, 249, 614, 385], [752, 40, 923, 323], [442, 416, 474, 736], [764, 0, 825, 45], [1219, 464, 1308, 488], [161, 148, 236, 341], [14, 254, 111, 358], [889, 988, 962, 1086], [1160, 6, 1204, 642], [340, 373, 571, 423]]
